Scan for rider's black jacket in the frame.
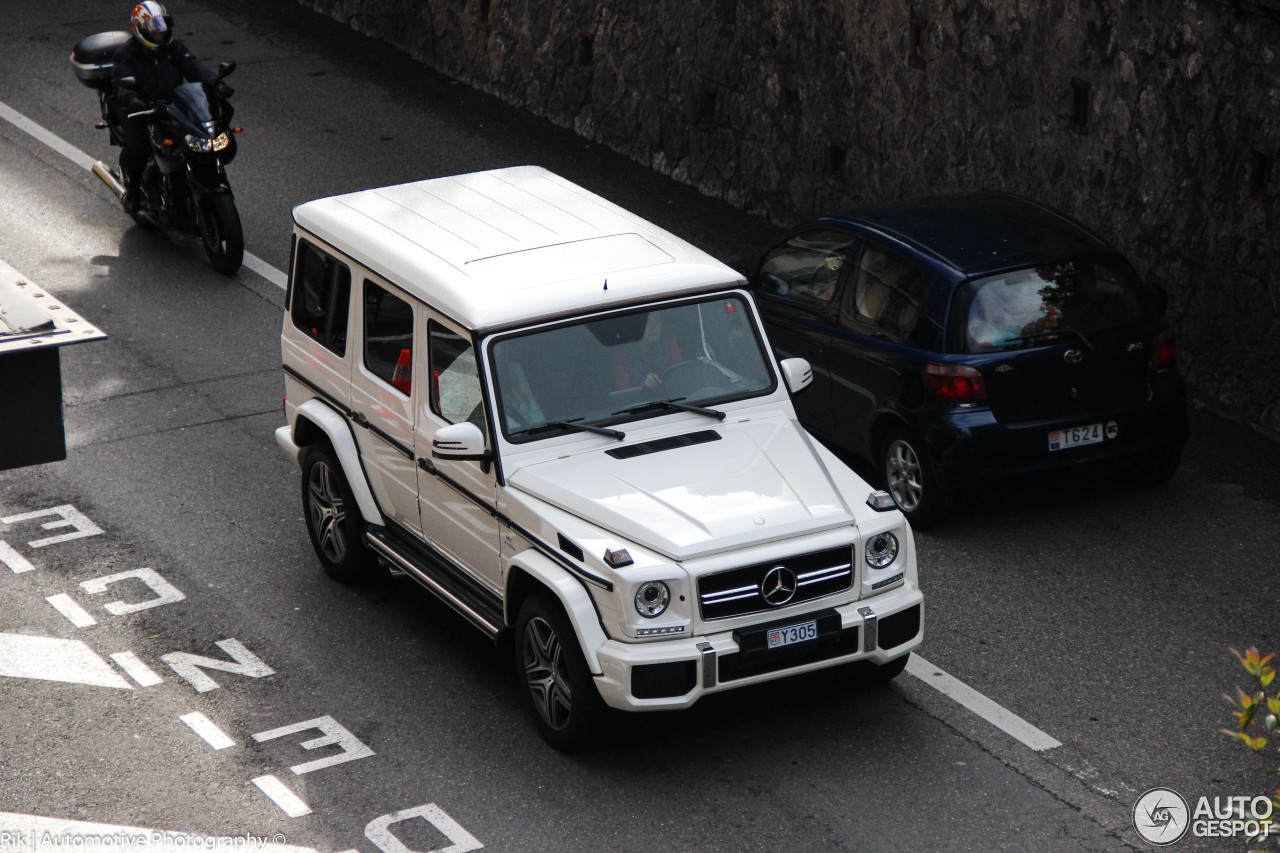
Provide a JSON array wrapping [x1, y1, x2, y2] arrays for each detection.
[[111, 38, 216, 113]]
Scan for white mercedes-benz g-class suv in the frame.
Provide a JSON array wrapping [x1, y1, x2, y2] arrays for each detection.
[[276, 166, 923, 749]]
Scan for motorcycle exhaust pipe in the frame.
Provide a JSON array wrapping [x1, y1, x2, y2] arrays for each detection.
[[91, 160, 126, 201]]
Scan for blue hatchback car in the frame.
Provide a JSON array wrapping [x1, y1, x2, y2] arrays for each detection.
[[746, 192, 1188, 526]]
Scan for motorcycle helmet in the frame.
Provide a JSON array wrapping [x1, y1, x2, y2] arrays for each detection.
[[130, 1, 174, 52]]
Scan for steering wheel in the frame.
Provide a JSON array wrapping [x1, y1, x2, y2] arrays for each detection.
[[660, 359, 707, 380]]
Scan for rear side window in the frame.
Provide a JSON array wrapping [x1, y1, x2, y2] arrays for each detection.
[[363, 281, 414, 395], [758, 228, 858, 307], [956, 258, 1154, 353], [290, 240, 351, 356], [845, 243, 927, 344]]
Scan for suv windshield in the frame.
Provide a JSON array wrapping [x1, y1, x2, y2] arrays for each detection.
[[955, 257, 1158, 353], [490, 295, 775, 441]]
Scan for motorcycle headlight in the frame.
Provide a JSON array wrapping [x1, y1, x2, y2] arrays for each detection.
[[185, 133, 229, 152], [865, 532, 899, 569], [634, 581, 670, 618]]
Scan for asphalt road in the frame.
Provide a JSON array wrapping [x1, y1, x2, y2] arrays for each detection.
[[2, 1, 1277, 851]]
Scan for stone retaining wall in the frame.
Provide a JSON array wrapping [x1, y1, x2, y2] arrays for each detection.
[[299, 0, 1280, 438]]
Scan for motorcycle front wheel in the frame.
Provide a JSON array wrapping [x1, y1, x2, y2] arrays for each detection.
[[199, 193, 243, 275]]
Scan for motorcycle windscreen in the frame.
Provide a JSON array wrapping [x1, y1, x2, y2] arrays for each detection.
[[171, 81, 215, 126]]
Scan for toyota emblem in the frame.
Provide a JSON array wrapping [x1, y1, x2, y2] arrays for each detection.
[[760, 565, 797, 606], [1064, 348, 1084, 365]]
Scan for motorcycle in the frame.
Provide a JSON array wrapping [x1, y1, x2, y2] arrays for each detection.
[[71, 31, 244, 275]]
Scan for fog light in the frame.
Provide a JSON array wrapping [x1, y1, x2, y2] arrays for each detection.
[[865, 532, 899, 569], [634, 581, 670, 618]]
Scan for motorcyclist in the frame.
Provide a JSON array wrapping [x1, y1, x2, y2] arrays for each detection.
[[111, 2, 228, 212]]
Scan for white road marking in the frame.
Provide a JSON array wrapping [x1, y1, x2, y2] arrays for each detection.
[[0, 633, 131, 689], [0, 99, 287, 290], [251, 775, 312, 818], [81, 567, 186, 615], [0, 102, 97, 170], [906, 654, 1062, 751], [0, 505, 104, 548], [365, 804, 483, 853], [160, 638, 275, 693], [0, 811, 316, 853], [0, 540, 36, 573], [110, 651, 164, 686], [179, 711, 236, 750], [253, 716, 376, 775], [46, 593, 98, 628]]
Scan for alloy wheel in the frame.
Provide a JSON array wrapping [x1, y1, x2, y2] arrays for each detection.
[[307, 461, 347, 562], [885, 438, 924, 512], [521, 616, 573, 731]]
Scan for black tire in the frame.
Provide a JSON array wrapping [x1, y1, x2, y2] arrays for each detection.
[[199, 192, 244, 275], [848, 654, 910, 686], [880, 425, 951, 528], [1130, 445, 1182, 486], [514, 594, 609, 752], [301, 444, 375, 582]]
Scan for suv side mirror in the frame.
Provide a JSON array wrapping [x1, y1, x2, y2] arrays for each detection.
[[431, 421, 490, 463], [779, 358, 813, 394]]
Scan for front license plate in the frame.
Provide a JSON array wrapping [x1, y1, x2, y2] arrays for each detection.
[[1048, 423, 1104, 451], [768, 620, 818, 650]]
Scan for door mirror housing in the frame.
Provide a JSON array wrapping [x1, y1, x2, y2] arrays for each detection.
[[431, 421, 490, 462], [779, 357, 813, 394]]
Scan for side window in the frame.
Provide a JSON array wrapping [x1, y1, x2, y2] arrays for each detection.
[[363, 281, 415, 395], [757, 228, 858, 308], [290, 240, 351, 356], [428, 322, 488, 433], [844, 243, 926, 343]]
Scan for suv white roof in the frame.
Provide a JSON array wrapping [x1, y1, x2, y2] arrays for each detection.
[[292, 166, 743, 331]]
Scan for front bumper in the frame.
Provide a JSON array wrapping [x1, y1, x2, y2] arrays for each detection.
[[592, 582, 923, 711]]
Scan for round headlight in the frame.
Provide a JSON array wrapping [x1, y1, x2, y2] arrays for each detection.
[[634, 581, 670, 618], [865, 532, 899, 569]]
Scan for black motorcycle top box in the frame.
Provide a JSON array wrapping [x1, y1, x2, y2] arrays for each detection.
[[71, 32, 131, 91]]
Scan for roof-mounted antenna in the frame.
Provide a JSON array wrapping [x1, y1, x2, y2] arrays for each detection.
[[603, 278, 608, 291]]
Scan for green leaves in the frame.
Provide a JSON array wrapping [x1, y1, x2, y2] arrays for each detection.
[[1231, 646, 1277, 685], [1221, 646, 1279, 765]]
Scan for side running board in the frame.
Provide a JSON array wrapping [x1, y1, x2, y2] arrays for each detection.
[[365, 528, 505, 639]]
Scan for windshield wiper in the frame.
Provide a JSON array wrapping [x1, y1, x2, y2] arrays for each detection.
[[996, 329, 1085, 350], [509, 419, 626, 440], [611, 397, 726, 421]]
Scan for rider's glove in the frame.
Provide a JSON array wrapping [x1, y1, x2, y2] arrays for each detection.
[[215, 81, 234, 100]]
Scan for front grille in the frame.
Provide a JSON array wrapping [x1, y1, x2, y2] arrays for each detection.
[[697, 546, 853, 621], [719, 625, 862, 682]]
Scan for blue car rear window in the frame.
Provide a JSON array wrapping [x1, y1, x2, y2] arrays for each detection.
[[956, 258, 1155, 353]]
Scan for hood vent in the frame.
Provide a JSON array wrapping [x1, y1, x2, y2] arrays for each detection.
[[606, 430, 721, 460]]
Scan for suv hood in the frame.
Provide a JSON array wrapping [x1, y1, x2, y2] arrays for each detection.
[[506, 418, 856, 560]]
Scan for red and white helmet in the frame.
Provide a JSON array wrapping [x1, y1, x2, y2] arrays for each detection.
[[130, 1, 174, 52]]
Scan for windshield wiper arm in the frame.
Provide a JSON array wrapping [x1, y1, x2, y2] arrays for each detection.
[[510, 419, 626, 440], [612, 397, 726, 421]]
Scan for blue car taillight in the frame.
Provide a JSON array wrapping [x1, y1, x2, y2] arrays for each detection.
[[925, 362, 988, 404]]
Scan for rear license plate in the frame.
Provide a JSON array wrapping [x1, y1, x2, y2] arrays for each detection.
[[1049, 423, 1103, 451], [768, 620, 818, 650]]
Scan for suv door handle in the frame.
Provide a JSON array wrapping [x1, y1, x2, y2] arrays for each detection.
[[350, 411, 369, 428]]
